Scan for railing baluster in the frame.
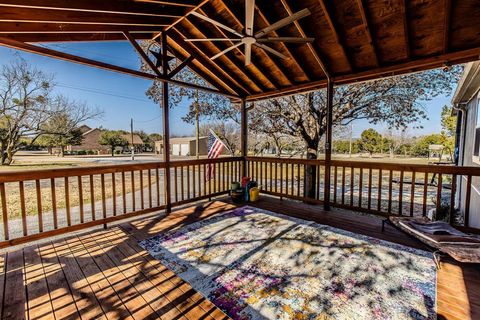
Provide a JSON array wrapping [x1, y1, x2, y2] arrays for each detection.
[[140, 170, 145, 209], [377, 169, 382, 211], [36, 180, 43, 232], [274, 162, 278, 193], [186, 165, 190, 199], [398, 170, 404, 215], [280, 163, 283, 196], [174, 166, 178, 203], [388, 170, 393, 214], [342, 167, 346, 205], [122, 171, 127, 213], [333, 166, 338, 204], [131, 171, 135, 212], [358, 168, 363, 208], [180, 166, 185, 201], [100, 174, 106, 220], [112, 173, 117, 215], [90, 175, 95, 220], [0, 183, 9, 240], [19, 181, 27, 236], [436, 173, 443, 220], [465, 175, 472, 227], [450, 174, 457, 225], [192, 165, 196, 198], [156, 168, 160, 206], [49, 178, 58, 230], [410, 171, 416, 217], [77, 176, 84, 224], [423, 172, 428, 216], [65, 177, 71, 226], [350, 167, 354, 206], [297, 163, 300, 197], [367, 169, 372, 210], [147, 169, 152, 208]]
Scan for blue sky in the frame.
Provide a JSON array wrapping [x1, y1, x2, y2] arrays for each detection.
[[0, 42, 452, 138]]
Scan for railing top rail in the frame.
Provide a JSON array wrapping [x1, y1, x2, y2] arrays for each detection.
[[170, 156, 243, 166], [0, 161, 167, 183], [246, 156, 325, 165]]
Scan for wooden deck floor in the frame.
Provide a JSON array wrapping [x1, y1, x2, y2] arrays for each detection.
[[0, 197, 478, 320]]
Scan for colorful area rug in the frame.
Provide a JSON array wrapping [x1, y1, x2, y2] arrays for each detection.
[[139, 206, 436, 320]]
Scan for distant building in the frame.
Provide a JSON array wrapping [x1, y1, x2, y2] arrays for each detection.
[[67, 126, 144, 154], [155, 136, 209, 156]]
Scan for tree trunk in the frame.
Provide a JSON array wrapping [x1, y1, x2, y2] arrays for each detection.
[[60, 146, 65, 157], [304, 145, 317, 200], [111, 146, 115, 157]]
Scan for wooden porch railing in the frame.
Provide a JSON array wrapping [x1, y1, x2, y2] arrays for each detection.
[[1, 155, 479, 247], [0, 157, 243, 248], [246, 157, 480, 230]]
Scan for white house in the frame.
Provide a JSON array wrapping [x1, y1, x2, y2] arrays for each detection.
[[452, 61, 480, 228]]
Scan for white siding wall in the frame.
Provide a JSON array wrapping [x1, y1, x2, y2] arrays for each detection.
[[458, 92, 480, 228]]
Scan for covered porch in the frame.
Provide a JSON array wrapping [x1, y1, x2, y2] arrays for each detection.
[[0, 0, 480, 319]]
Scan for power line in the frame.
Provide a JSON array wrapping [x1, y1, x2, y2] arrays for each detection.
[[134, 115, 162, 123], [56, 83, 153, 103]]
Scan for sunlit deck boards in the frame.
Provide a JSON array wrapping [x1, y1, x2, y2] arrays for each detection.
[[0, 198, 478, 320]]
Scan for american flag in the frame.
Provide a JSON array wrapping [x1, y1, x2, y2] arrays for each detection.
[[206, 129, 226, 181]]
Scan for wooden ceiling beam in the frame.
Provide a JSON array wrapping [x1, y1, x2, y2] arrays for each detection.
[[317, 0, 353, 72], [0, 36, 235, 98], [278, 0, 330, 78], [254, 3, 311, 82], [1, 33, 154, 42], [0, 0, 186, 18], [184, 15, 267, 92], [0, 22, 163, 34], [123, 31, 162, 77], [355, 0, 380, 67], [401, 0, 411, 59], [0, 7, 174, 26], [443, 0, 451, 54], [246, 47, 480, 102], [168, 29, 248, 97], [168, 55, 193, 78], [216, 0, 292, 87], [138, 0, 198, 8]]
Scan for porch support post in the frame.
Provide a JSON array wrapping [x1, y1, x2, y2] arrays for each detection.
[[240, 99, 247, 178], [161, 32, 172, 214], [324, 79, 334, 211]]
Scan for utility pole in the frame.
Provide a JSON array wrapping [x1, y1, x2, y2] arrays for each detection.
[[130, 118, 135, 161]]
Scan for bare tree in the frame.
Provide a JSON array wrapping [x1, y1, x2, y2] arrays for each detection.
[[0, 58, 101, 164], [199, 122, 239, 156]]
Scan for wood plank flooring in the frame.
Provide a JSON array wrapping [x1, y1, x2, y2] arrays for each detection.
[[0, 197, 477, 320]]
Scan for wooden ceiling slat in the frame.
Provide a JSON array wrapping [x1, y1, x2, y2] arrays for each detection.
[[216, 0, 293, 88], [0, 6, 175, 26], [401, 0, 411, 59], [2, 33, 154, 42], [0, 0, 186, 18], [254, 3, 311, 82], [0, 22, 163, 34], [279, 0, 330, 78], [317, 0, 353, 72], [355, 0, 379, 67], [443, 0, 451, 54], [133, 0, 198, 7], [169, 28, 248, 96]]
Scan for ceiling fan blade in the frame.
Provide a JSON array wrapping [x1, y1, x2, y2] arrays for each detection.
[[255, 8, 311, 38], [190, 11, 243, 38], [245, 43, 252, 66], [254, 43, 288, 59], [185, 38, 241, 42], [257, 37, 314, 43], [211, 42, 243, 60], [245, 0, 255, 36]]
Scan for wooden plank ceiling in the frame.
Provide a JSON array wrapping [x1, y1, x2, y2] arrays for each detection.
[[0, 0, 479, 101]]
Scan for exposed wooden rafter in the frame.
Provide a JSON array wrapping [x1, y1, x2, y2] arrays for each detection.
[[278, 0, 330, 78], [254, 3, 311, 82], [168, 55, 193, 78], [443, 0, 452, 54], [123, 31, 162, 77], [0, 22, 163, 34], [183, 15, 265, 93], [216, 0, 292, 87], [0, 36, 236, 98], [0, 32, 154, 42], [317, 0, 353, 72], [355, 0, 380, 67]]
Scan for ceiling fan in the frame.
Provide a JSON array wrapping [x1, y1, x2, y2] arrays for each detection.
[[185, 0, 314, 66]]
